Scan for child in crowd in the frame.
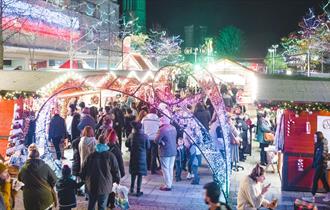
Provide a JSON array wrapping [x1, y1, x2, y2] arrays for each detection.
[[184, 137, 202, 185], [56, 165, 84, 210], [175, 137, 186, 182]]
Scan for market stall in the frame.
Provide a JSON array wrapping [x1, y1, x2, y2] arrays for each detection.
[[256, 76, 330, 192]]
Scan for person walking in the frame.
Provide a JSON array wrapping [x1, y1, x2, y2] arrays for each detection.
[[111, 102, 125, 150], [78, 126, 97, 172], [256, 112, 272, 166], [311, 131, 330, 202], [81, 135, 120, 210], [141, 108, 160, 174], [155, 117, 177, 191], [126, 121, 150, 196], [56, 165, 84, 210], [48, 112, 67, 160], [18, 144, 57, 210], [78, 107, 96, 132], [70, 105, 81, 143]]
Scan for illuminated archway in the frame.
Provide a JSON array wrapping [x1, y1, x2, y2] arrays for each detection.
[[35, 64, 232, 203]]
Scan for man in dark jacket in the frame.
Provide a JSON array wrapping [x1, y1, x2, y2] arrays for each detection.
[[81, 135, 120, 210], [78, 107, 96, 132], [155, 117, 177, 191], [48, 113, 67, 160], [111, 102, 125, 150]]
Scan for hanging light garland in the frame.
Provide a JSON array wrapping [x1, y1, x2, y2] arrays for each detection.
[[257, 101, 330, 113], [0, 90, 40, 100]]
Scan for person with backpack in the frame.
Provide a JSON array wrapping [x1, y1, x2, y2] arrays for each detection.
[[81, 135, 120, 210], [311, 131, 330, 202]]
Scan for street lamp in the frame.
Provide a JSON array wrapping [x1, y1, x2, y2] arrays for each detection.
[[272, 44, 278, 73], [268, 48, 275, 74]]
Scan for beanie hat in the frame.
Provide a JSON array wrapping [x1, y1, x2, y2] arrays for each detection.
[[0, 162, 7, 174], [62, 165, 71, 177]]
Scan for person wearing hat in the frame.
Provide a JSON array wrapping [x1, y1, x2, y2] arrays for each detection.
[[155, 116, 177, 191], [18, 144, 57, 210], [0, 162, 13, 210], [78, 107, 96, 132], [56, 165, 84, 210], [125, 121, 150, 196]]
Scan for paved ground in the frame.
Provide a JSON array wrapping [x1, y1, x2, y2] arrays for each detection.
[[14, 141, 330, 209]]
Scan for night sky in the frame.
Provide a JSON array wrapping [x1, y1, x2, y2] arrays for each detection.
[[145, 0, 325, 58]]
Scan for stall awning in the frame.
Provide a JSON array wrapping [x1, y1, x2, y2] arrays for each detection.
[[0, 70, 156, 92], [256, 77, 330, 103]]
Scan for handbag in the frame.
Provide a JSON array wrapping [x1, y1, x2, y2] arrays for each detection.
[[264, 132, 275, 142], [27, 170, 57, 208]]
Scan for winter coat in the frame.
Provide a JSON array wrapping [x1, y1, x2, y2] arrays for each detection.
[[18, 159, 57, 210], [313, 138, 329, 168], [0, 180, 12, 210], [25, 119, 36, 146], [126, 130, 150, 176], [71, 113, 81, 140], [77, 114, 96, 131], [111, 107, 125, 129], [108, 144, 125, 178], [0, 194, 5, 210], [81, 144, 120, 195], [125, 115, 136, 135], [176, 146, 186, 169], [141, 113, 160, 140], [56, 176, 84, 209], [194, 109, 211, 130], [48, 114, 67, 140], [78, 136, 96, 171], [189, 144, 202, 167], [256, 117, 271, 144], [155, 124, 177, 157], [71, 137, 81, 176]]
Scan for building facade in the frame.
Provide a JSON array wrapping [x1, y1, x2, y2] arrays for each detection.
[[3, 0, 120, 70]]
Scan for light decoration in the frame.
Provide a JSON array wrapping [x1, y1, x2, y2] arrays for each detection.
[[37, 71, 96, 96], [129, 30, 184, 68], [31, 62, 232, 201], [4, 0, 79, 29], [3, 0, 80, 41], [0, 90, 39, 100]]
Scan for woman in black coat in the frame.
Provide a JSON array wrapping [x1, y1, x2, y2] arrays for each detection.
[[71, 137, 81, 177], [125, 121, 150, 197], [194, 102, 211, 130]]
